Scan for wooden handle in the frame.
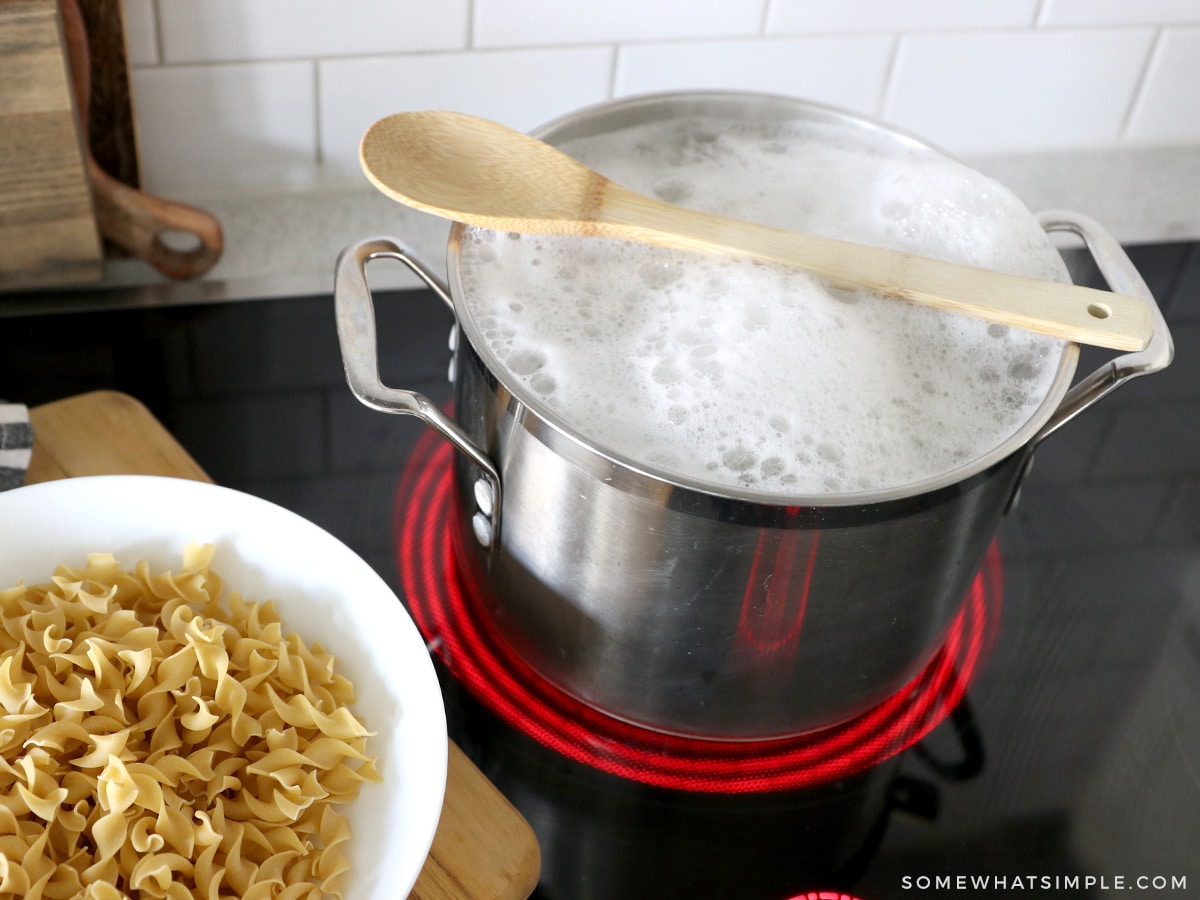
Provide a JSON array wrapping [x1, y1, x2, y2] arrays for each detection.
[[89, 163, 224, 280], [600, 183, 1154, 352], [60, 0, 223, 280]]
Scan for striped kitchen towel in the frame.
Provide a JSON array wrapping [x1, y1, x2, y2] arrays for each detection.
[[0, 403, 33, 491]]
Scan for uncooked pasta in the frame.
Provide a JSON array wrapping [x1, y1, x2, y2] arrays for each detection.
[[0, 544, 380, 899]]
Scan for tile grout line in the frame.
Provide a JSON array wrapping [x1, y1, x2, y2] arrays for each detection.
[[150, 0, 165, 64], [876, 34, 902, 118], [1119, 27, 1165, 141], [312, 60, 323, 166], [1033, 0, 1051, 28]]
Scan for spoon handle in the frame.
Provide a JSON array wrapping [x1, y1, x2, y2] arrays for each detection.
[[597, 183, 1153, 352]]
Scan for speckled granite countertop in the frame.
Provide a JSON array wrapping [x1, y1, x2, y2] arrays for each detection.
[[3, 145, 1198, 316], [974, 145, 1200, 245]]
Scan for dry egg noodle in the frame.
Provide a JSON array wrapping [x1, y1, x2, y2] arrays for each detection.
[[0, 544, 380, 899]]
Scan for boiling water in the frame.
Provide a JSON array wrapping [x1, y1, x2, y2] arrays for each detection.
[[456, 115, 1070, 496]]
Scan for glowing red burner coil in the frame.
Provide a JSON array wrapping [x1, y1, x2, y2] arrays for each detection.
[[394, 432, 1002, 795]]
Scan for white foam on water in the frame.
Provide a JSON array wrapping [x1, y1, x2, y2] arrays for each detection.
[[456, 116, 1071, 496]]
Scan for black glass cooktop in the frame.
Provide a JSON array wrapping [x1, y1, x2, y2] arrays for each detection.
[[1, 238, 1197, 899]]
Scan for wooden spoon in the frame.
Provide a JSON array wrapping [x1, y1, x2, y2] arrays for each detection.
[[360, 110, 1152, 352]]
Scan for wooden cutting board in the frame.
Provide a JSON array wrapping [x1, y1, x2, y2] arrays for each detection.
[[75, 0, 140, 190], [27, 390, 542, 899], [0, 0, 103, 289]]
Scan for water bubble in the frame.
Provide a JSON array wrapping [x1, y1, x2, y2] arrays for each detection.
[[507, 347, 547, 376], [817, 442, 844, 464], [652, 360, 684, 385], [1000, 386, 1027, 409], [652, 176, 695, 204], [1008, 355, 1040, 380], [529, 373, 557, 395], [987, 323, 1010, 338], [639, 260, 683, 289], [647, 449, 681, 469], [722, 446, 757, 472], [742, 303, 770, 330], [827, 286, 861, 305], [667, 405, 688, 425]]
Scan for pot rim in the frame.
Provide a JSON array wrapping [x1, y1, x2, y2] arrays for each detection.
[[444, 90, 1081, 509]]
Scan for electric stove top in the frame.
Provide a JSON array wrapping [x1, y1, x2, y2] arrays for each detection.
[[2, 238, 1197, 899], [389, 407, 1198, 900]]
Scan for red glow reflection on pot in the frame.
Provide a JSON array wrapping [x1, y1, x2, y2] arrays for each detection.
[[734, 525, 819, 659], [394, 433, 1002, 795]]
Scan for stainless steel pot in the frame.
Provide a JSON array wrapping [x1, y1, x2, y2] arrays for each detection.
[[335, 92, 1173, 739]]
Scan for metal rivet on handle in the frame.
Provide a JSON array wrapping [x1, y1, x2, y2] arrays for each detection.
[[474, 476, 495, 517], [471, 511, 492, 547]]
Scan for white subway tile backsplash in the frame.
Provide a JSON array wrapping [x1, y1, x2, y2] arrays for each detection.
[[1039, 0, 1200, 27], [318, 48, 614, 180], [615, 36, 893, 117], [120, 0, 158, 66], [1126, 28, 1200, 144], [472, 0, 763, 48], [157, 0, 468, 63], [114, 2, 1200, 196], [132, 63, 318, 193], [767, 0, 1039, 35], [883, 29, 1155, 153]]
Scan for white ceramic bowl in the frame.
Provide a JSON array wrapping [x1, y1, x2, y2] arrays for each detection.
[[0, 475, 447, 899]]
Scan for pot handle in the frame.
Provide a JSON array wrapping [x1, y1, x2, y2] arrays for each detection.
[[1030, 211, 1174, 447], [334, 236, 503, 547]]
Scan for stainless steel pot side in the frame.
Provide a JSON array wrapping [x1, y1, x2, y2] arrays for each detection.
[[336, 92, 1173, 740]]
